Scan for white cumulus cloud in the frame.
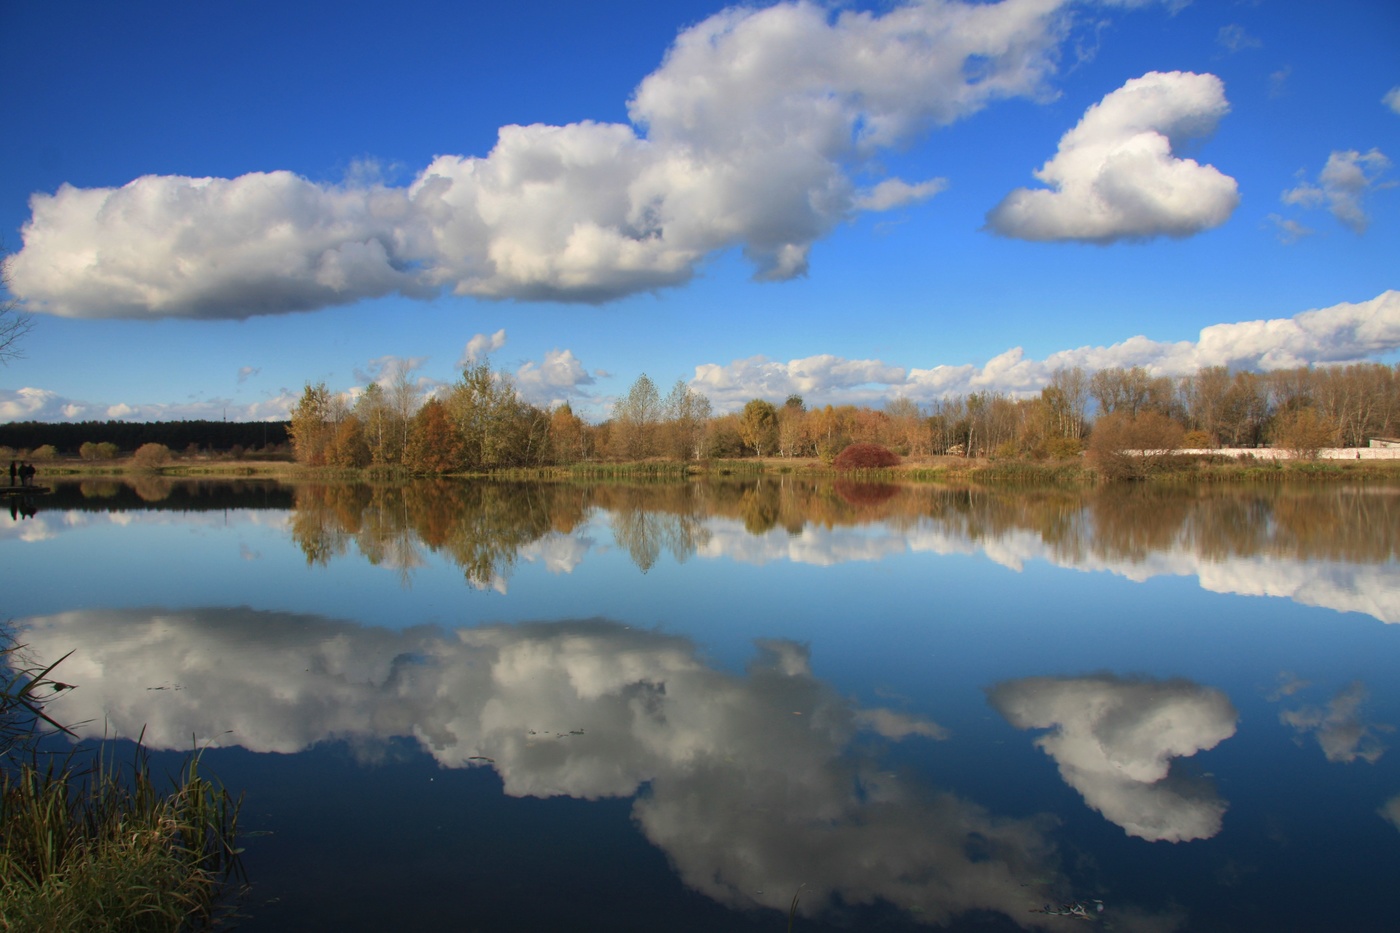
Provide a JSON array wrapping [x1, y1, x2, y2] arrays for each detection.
[[692, 290, 1400, 408], [461, 329, 508, 366], [986, 71, 1239, 242], [4, 0, 1080, 320], [513, 348, 596, 407], [1384, 87, 1400, 116]]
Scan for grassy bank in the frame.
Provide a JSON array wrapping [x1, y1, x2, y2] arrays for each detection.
[[0, 750, 244, 932], [1, 644, 244, 931], [22, 453, 1400, 486]]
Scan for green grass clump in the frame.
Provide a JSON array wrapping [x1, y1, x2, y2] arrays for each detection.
[[1, 642, 243, 932], [1, 748, 243, 932]]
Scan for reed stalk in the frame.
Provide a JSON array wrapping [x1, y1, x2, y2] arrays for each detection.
[[1, 642, 244, 931]]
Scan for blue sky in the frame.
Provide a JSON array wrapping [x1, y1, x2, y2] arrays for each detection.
[[1, 0, 1396, 422]]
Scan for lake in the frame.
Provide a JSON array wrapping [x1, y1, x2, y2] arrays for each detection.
[[4, 476, 1399, 931]]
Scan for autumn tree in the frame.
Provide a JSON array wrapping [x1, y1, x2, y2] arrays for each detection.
[[354, 382, 400, 465], [611, 374, 662, 460], [327, 414, 371, 468], [289, 382, 339, 466], [404, 398, 467, 473], [777, 400, 811, 458], [548, 402, 588, 464], [1045, 366, 1090, 439], [661, 379, 712, 461], [738, 399, 779, 457], [388, 364, 423, 458], [131, 442, 172, 472], [808, 405, 850, 462], [1274, 407, 1338, 460], [704, 412, 745, 458], [1180, 365, 1231, 445], [1312, 362, 1397, 447], [883, 397, 929, 456], [964, 392, 1021, 457], [1088, 410, 1185, 480], [1218, 371, 1269, 447], [928, 396, 968, 455], [446, 361, 549, 469], [79, 441, 120, 460]]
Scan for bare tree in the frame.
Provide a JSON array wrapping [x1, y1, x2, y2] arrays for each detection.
[[1, 253, 34, 364]]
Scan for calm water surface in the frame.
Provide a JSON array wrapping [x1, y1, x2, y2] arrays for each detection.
[[4, 477, 1399, 932]]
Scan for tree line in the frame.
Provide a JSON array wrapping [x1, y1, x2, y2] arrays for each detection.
[[2, 361, 1393, 469], [286, 359, 1400, 472], [0, 419, 289, 458]]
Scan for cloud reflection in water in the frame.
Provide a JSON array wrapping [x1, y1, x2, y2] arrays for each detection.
[[989, 675, 1238, 842], [19, 607, 1099, 928], [1276, 681, 1391, 764]]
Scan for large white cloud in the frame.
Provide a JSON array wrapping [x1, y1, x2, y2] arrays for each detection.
[[986, 71, 1239, 242], [6, 172, 426, 319], [5, 0, 1076, 320], [989, 675, 1238, 841]]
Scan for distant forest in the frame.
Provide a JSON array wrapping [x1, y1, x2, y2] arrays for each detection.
[[2, 359, 1397, 471], [0, 419, 289, 455]]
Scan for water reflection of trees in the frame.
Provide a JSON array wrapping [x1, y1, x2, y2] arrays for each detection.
[[286, 478, 1399, 586], [591, 484, 711, 572], [290, 481, 591, 588], [1085, 485, 1398, 565]]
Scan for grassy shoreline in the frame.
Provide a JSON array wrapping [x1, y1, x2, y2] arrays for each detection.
[[2, 643, 245, 931], [20, 453, 1400, 485]]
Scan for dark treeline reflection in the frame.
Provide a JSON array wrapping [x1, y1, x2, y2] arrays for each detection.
[[284, 478, 1399, 584], [47, 477, 295, 512]]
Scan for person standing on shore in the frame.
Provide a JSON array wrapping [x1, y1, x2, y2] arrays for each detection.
[[8, 460, 15, 486]]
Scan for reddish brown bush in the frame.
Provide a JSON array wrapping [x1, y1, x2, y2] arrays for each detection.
[[831, 443, 901, 471]]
